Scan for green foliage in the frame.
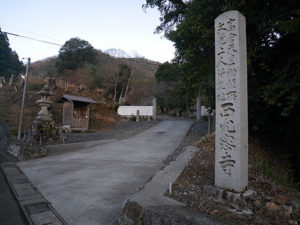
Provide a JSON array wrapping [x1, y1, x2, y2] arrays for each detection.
[[143, 0, 187, 34], [0, 29, 24, 80], [106, 63, 132, 102], [155, 62, 182, 83], [154, 62, 189, 113], [30, 51, 158, 107], [90, 73, 104, 89], [130, 115, 136, 121], [29, 82, 44, 91], [56, 37, 97, 72], [84, 63, 105, 89], [145, 0, 300, 156], [251, 154, 298, 189]]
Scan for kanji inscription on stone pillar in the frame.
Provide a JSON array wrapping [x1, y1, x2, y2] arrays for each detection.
[[215, 10, 248, 192]]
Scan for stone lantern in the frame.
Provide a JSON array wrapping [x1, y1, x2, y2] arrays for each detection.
[[36, 84, 53, 121], [31, 84, 57, 146], [17, 84, 59, 160]]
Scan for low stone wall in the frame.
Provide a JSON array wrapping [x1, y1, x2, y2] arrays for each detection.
[[0, 115, 11, 152], [118, 106, 153, 117]]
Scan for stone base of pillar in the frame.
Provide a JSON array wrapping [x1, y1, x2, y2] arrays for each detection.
[[203, 185, 256, 214]]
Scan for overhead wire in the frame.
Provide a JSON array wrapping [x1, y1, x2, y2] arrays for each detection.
[[124, 57, 161, 66], [1, 29, 161, 65], [1, 30, 62, 46], [0, 23, 62, 42]]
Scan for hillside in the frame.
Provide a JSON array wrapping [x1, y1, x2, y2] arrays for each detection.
[[30, 50, 160, 105], [0, 78, 120, 136], [0, 50, 160, 136]]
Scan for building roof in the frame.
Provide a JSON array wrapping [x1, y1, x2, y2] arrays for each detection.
[[56, 94, 97, 104]]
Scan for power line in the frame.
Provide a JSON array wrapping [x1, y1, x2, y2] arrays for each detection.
[[122, 57, 161, 66], [1, 29, 162, 65], [0, 23, 62, 42], [1, 30, 62, 46]]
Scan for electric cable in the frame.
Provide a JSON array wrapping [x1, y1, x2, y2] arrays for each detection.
[[1, 30, 62, 46]]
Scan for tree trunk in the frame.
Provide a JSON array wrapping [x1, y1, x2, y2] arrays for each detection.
[[113, 73, 119, 103], [185, 95, 190, 115], [118, 90, 123, 104], [123, 61, 136, 102]]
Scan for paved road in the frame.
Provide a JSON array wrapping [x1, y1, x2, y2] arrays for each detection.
[[18, 120, 193, 225]]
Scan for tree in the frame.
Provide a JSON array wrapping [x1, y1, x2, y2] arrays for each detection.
[[154, 62, 188, 114], [106, 64, 132, 104], [143, 0, 187, 34], [144, 0, 300, 176], [56, 37, 97, 72], [0, 29, 24, 81], [155, 62, 181, 83]]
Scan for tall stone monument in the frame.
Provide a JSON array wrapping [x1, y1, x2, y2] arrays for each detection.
[[153, 97, 157, 121], [196, 97, 201, 121], [215, 10, 248, 192]]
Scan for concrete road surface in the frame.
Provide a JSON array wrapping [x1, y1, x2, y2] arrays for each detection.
[[18, 120, 193, 225]]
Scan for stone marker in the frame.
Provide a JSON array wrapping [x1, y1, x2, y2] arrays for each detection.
[[136, 110, 140, 122], [215, 10, 248, 192], [20, 74, 25, 87], [152, 97, 157, 121], [208, 112, 211, 135], [0, 77, 5, 88], [46, 77, 56, 90], [8, 74, 14, 86], [212, 110, 216, 132], [196, 97, 201, 121]]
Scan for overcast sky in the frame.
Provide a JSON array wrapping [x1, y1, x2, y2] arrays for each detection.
[[0, 0, 175, 63]]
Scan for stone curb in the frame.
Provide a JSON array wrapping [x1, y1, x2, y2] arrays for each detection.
[[118, 145, 235, 225], [1, 162, 68, 225], [131, 145, 199, 207]]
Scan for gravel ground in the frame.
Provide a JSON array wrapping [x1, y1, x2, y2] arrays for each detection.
[[61, 120, 160, 144]]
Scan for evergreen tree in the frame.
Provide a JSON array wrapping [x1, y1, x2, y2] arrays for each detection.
[[144, 0, 300, 176], [0, 29, 24, 81], [56, 37, 97, 72]]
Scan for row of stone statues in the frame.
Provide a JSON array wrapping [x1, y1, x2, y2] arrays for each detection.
[[0, 74, 19, 88]]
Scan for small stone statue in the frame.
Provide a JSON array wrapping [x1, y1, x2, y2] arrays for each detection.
[[8, 74, 14, 86], [0, 77, 5, 88]]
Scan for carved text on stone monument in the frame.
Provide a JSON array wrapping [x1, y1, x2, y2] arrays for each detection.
[[216, 17, 239, 176]]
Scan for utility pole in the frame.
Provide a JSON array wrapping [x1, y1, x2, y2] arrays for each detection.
[[17, 58, 30, 140]]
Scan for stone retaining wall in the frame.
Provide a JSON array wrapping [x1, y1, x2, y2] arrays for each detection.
[[0, 115, 11, 152]]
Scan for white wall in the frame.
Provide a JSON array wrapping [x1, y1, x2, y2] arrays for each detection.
[[201, 106, 209, 116], [118, 106, 153, 116]]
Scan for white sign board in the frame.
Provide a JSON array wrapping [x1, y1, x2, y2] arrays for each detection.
[[201, 106, 211, 116], [118, 106, 153, 116]]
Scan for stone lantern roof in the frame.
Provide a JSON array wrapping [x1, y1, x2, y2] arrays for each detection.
[[37, 85, 54, 97]]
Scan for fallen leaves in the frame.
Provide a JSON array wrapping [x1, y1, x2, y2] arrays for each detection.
[[169, 134, 300, 225]]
